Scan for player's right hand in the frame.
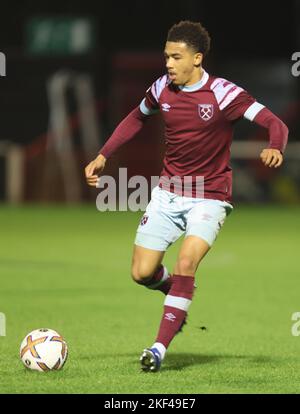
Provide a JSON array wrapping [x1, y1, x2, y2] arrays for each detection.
[[85, 154, 106, 187]]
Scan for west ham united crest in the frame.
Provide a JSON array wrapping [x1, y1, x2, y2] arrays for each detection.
[[140, 215, 149, 226], [198, 104, 214, 121]]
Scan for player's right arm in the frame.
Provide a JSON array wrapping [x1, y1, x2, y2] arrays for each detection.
[[85, 153, 107, 187], [84, 78, 162, 187]]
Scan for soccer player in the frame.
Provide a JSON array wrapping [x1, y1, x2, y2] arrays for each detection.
[[85, 21, 288, 372]]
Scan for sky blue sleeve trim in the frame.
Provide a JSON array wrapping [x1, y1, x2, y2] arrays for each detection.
[[139, 98, 159, 116]]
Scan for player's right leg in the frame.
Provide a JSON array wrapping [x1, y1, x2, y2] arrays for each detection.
[[132, 186, 185, 372], [131, 244, 171, 293], [132, 186, 183, 295]]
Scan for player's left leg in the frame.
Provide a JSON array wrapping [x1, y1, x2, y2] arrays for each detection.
[[141, 199, 233, 372], [140, 236, 209, 371]]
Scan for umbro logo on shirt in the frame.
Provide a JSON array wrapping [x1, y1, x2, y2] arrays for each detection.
[[162, 103, 171, 112]]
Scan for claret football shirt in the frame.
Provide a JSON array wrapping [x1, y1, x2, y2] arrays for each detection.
[[99, 70, 287, 203], [140, 70, 265, 202]]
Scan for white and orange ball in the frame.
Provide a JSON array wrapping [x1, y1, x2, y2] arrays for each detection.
[[20, 328, 68, 372]]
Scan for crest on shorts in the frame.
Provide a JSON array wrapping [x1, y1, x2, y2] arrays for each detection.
[[198, 104, 214, 121], [140, 215, 149, 226]]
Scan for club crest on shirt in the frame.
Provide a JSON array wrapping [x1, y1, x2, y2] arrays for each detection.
[[198, 104, 214, 121]]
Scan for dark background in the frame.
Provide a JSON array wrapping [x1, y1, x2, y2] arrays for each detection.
[[0, 0, 299, 202], [0, 1, 298, 56], [0, 0, 298, 143]]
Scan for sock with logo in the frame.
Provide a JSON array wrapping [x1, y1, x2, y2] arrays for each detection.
[[153, 274, 195, 353]]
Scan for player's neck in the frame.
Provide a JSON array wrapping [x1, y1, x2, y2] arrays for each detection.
[[184, 67, 204, 87]]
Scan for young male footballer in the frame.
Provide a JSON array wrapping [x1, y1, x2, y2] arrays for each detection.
[[85, 21, 288, 372]]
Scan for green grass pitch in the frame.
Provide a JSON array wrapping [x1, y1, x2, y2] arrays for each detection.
[[0, 204, 300, 394]]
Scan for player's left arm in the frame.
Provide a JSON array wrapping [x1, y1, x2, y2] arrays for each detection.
[[220, 89, 289, 168], [251, 107, 288, 168]]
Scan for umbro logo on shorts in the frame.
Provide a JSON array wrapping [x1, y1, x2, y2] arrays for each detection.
[[202, 213, 212, 221]]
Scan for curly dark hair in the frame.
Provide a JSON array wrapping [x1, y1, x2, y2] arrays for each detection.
[[167, 21, 211, 56]]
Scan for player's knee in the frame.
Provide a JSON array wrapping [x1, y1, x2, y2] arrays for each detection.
[[131, 265, 153, 285], [175, 256, 197, 275]]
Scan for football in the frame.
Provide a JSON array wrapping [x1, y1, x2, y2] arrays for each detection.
[[20, 328, 68, 372]]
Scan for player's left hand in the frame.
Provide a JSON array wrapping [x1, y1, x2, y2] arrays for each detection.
[[260, 148, 283, 168]]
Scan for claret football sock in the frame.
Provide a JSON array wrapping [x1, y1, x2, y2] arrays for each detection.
[[155, 274, 195, 349], [143, 265, 172, 295]]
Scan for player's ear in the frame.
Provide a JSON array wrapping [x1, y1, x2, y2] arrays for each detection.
[[194, 53, 203, 67]]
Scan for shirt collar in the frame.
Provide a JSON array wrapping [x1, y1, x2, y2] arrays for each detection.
[[178, 69, 209, 92]]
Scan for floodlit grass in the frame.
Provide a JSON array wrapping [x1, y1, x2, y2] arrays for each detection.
[[0, 204, 300, 393]]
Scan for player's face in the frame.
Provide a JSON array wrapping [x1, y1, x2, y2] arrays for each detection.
[[164, 42, 202, 86]]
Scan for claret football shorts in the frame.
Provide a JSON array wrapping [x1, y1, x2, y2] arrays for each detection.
[[134, 186, 233, 251]]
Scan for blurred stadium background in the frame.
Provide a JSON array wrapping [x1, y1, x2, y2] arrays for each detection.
[[0, 0, 300, 394], [0, 0, 299, 204]]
